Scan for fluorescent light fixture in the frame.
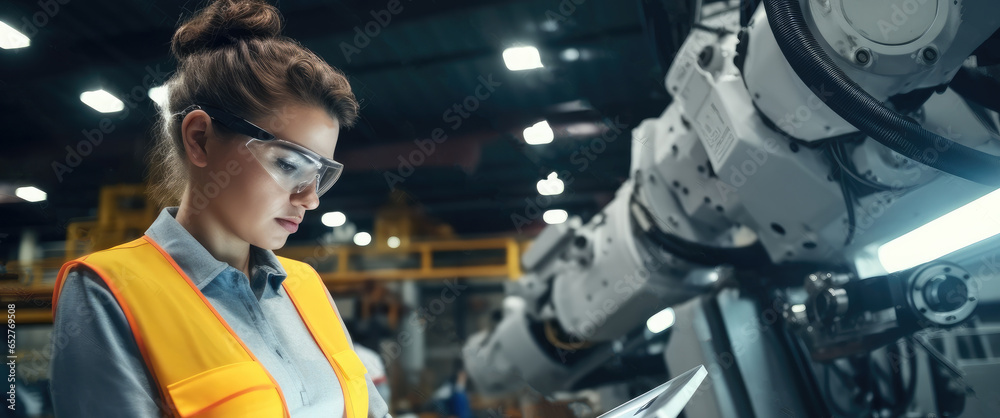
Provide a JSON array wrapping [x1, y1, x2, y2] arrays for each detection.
[[354, 232, 372, 246], [80, 89, 125, 113], [524, 120, 554, 145], [503, 46, 543, 71], [387, 236, 401, 249], [322, 211, 347, 227], [148, 85, 168, 109], [561, 48, 580, 62], [878, 187, 1000, 273], [0, 21, 30, 49], [540, 20, 559, 32], [543, 209, 568, 225], [565, 122, 600, 136], [646, 308, 675, 333], [537, 172, 564, 196], [15, 186, 46, 202]]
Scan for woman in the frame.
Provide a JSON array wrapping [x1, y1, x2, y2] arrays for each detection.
[[48, 0, 390, 416]]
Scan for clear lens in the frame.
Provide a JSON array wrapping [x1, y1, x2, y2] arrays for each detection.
[[246, 139, 343, 197], [316, 164, 343, 196]]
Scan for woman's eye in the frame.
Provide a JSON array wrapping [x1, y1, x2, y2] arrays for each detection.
[[275, 158, 297, 173]]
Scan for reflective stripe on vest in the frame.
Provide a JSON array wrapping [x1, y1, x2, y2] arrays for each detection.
[[52, 235, 368, 418]]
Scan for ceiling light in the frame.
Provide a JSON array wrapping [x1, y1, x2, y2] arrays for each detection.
[[80, 89, 124, 113], [543, 209, 568, 225], [322, 211, 347, 227], [564, 122, 600, 136], [537, 172, 564, 196], [387, 236, 401, 249], [148, 86, 168, 109], [15, 186, 46, 202], [354, 232, 372, 246], [503, 46, 543, 71], [561, 48, 580, 62], [0, 21, 30, 49], [524, 120, 554, 145], [646, 308, 675, 333]]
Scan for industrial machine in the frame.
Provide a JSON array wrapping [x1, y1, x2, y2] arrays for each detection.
[[463, 0, 1000, 416]]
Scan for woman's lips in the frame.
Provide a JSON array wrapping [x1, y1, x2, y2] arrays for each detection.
[[276, 218, 298, 233]]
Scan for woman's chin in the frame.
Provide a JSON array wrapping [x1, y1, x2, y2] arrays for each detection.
[[263, 236, 288, 251]]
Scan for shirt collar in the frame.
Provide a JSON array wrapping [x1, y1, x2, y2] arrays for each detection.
[[143, 206, 288, 291]]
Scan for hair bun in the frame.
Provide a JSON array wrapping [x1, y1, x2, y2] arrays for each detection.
[[171, 0, 283, 61]]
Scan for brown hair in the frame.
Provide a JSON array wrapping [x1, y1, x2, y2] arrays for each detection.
[[145, 0, 359, 209]]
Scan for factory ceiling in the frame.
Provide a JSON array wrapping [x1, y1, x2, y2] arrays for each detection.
[[0, 0, 676, 251]]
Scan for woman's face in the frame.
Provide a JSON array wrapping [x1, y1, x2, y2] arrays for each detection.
[[187, 103, 341, 250]]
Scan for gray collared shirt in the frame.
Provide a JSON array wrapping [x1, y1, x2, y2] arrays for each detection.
[[49, 206, 391, 417]]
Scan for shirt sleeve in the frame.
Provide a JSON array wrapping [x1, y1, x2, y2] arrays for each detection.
[[322, 285, 393, 418], [49, 265, 166, 418]]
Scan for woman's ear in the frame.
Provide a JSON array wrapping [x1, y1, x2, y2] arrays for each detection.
[[180, 110, 213, 168]]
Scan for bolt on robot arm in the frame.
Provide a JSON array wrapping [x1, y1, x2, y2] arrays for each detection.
[[463, 0, 1000, 410]]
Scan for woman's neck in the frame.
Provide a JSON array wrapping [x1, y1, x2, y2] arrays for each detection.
[[175, 204, 251, 279]]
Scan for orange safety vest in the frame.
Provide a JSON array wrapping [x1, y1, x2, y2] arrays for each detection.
[[51, 235, 369, 418]]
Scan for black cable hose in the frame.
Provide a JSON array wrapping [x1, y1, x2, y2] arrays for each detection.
[[628, 185, 773, 269], [740, 0, 760, 28], [762, 0, 1000, 187], [951, 66, 1000, 113], [836, 172, 857, 246]]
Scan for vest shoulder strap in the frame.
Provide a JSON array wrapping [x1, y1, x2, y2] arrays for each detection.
[[277, 256, 369, 418]]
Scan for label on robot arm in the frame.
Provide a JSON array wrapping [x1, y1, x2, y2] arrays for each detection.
[[696, 100, 737, 168]]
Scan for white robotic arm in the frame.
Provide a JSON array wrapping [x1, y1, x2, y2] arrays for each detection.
[[463, 1, 1000, 415]]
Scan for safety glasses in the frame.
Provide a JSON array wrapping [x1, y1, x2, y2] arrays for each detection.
[[174, 104, 344, 198]]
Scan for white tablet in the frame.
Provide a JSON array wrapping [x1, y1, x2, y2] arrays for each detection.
[[597, 365, 707, 418]]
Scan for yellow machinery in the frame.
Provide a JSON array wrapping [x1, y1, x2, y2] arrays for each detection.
[[65, 183, 161, 260], [1, 184, 529, 324]]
